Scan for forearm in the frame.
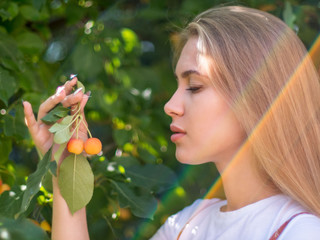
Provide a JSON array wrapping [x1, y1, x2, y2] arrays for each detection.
[[52, 177, 90, 240]]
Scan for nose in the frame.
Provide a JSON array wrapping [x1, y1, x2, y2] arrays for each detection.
[[164, 89, 184, 118]]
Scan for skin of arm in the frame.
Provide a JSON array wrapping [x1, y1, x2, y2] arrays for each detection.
[[52, 177, 90, 240]]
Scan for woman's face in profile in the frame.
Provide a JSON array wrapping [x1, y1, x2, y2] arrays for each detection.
[[164, 37, 246, 166]]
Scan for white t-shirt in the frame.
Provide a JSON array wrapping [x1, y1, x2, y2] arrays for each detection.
[[151, 194, 320, 240]]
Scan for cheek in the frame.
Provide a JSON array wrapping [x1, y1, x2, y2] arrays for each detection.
[[191, 98, 228, 133], [187, 102, 245, 162]]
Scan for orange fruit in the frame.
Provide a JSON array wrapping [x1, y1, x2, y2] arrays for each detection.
[[40, 220, 51, 232], [119, 208, 131, 221], [84, 138, 102, 155], [0, 183, 10, 194], [67, 138, 84, 154]]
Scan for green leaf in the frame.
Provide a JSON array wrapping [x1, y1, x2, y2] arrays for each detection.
[[0, 216, 49, 240], [283, 1, 296, 29], [113, 129, 133, 146], [58, 154, 94, 214], [72, 41, 103, 78], [111, 181, 157, 219], [41, 172, 53, 192], [0, 2, 19, 21], [0, 187, 23, 218], [54, 142, 67, 163], [18, 147, 53, 217], [4, 107, 29, 139], [0, 66, 16, 106], [0, 136, 12, 164], [54, 108, 70, 118], [121, 28, 140, 53], [137, 147, 157, 164], [41, 104, 69, 124], [33, 0, 46, 11], [126, 164, 177, 193], [111, 156, 140, 168], [15, 31, 46, 55], [77, 80, 85, 93], [53, 125, 72, 144], [49, 161, 57, 177], [0, 32, 26, 72], [20, 5, 40, 21], [0, 9, 11, 21], [41, 160, 56, 192], [49, 115, 73, 133]]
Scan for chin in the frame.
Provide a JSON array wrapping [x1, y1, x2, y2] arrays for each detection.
[[175, 152, 209, 165]]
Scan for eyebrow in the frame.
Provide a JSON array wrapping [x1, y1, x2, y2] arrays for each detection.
[[174, 70, 201, 79]]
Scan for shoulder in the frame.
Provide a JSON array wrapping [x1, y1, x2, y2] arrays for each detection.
[[278, 213, 320, 240], [150, 198, 224, 240], [172, 198, 224, 221]]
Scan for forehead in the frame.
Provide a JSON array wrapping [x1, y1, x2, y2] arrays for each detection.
[[175, 37, 199, 76], [175, 37, 213, 81]]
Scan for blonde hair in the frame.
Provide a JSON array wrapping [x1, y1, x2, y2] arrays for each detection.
[[174, 6, 320, 215]]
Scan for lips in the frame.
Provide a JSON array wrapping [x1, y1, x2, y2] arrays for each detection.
[[170, 125, 186, 142]]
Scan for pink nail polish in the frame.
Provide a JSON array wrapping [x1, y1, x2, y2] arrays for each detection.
[[56, 86, 65, 96], [73, 87, 83, 95], [70, 74, 78, 80]]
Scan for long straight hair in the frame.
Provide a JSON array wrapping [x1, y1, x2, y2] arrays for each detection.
[[174, 6, 320, 216]]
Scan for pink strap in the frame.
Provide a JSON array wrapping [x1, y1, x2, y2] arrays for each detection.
[[269, 212, 309, 240]]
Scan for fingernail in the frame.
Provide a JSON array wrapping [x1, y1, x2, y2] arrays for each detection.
[[86, 91, 91, 97], [73, 87, 83, 95], [70, 74, 78, 80], [56, 86, 65, 96]]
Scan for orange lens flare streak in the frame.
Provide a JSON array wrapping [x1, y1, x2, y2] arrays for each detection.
[[204, 33, 320, 200]]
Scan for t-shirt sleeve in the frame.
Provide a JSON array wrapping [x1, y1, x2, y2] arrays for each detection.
[[150, 199, 206, 240], [278, 214, 320, 240]]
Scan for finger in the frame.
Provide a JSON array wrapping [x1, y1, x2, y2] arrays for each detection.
[[61, 88, 84, 109], [80, 91, 90, 111], [40, 78, 81, 118], [37, 89, 67, 121], [54, 76, 78, 97], [63, 77, 78, 95], [78, 91, 91, 134], [69, 92, 90, 141], [23, 101, 39, 138], [69, 104, 78, 115]]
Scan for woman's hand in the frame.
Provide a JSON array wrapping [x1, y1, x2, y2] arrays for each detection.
[[23, 77, 90, 158], [23, 77, 91, 240]]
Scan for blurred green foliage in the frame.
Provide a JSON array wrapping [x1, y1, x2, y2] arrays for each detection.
[[0, 0, 319, 239]]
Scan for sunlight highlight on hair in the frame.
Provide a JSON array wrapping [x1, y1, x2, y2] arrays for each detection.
[[203, 33, 320, 200], [309, 33, 320, 73]]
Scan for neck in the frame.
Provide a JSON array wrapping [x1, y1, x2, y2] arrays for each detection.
[[215, 147, 279, 212]]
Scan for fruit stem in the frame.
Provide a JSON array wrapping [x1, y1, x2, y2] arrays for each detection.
[[76, 117, 79, 139], [71, 105, 81, 118], [80, 115, 93, 138], [73, 103, 81, 139]]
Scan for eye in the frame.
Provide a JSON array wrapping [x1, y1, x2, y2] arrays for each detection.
[[186, 86, 201, 93]]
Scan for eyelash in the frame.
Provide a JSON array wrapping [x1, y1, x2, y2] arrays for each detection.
[[186, 86, 201, 93]]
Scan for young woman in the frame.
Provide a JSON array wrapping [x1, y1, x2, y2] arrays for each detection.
[[23, 5, 320, 240]]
